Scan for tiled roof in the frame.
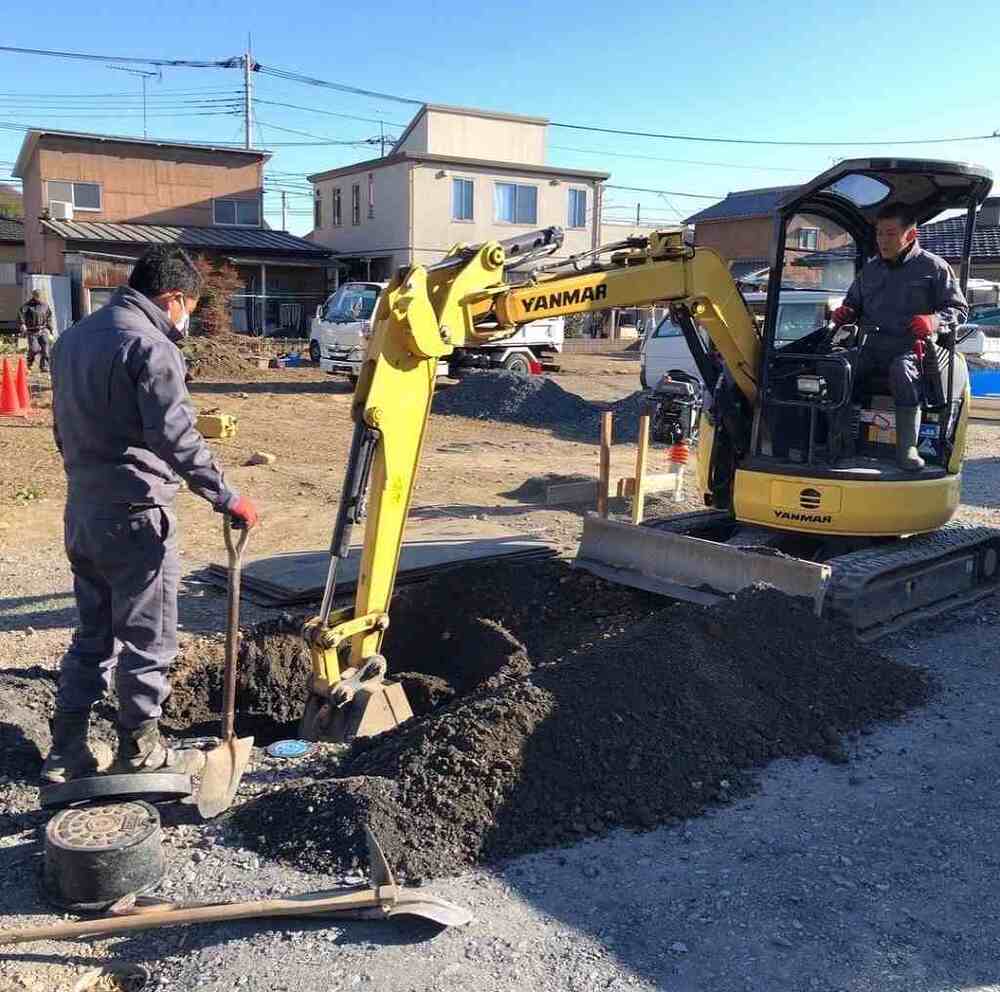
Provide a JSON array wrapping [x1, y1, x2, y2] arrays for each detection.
[[918, 215, 1000, 261], [684, 186, 798, 225], [0, 216, 23, 242], [39, 219, 331, 257]]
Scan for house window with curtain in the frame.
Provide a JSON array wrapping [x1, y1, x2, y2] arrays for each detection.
[[367, 173, 375, 219], [494, 182, 537, 224], [314, 191, 323, 229], [797, 227, 819, 250], [568, 188, 587, 228], [352, 184, 361, 225], [452, 178, 474, 221], [332, 187, 342, 226], [213, 198, 260, 226]]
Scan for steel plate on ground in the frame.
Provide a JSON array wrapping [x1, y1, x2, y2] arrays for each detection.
[[40, 773, 193, 810]]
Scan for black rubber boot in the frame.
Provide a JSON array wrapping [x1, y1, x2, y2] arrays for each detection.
[[107, 720, 205, 777], [895, 406, 925, 472], [40, 710, 99, 784]]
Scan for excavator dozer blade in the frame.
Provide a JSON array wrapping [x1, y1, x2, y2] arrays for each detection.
[[574, 513, 832, 615]]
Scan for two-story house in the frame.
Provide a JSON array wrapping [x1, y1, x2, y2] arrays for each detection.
[[12, 129, 333, 334], [308, 104, 609, 280]]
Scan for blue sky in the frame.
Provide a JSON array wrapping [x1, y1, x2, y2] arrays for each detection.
[[2, 0, 999, 236]]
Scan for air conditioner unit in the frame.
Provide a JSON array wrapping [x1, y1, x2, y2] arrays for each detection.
[[49, 201, 73, 221]]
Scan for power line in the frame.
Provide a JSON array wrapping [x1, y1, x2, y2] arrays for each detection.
[[551, 120, 1000, 148], [254, 98, 405, 129], [605, 183, 720, 200], [255, 64, 421, 106], [550, 144, 805, 174], [0, 44, 238, 69]]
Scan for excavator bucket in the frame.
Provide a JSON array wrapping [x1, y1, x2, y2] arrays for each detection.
[[299, 656, 414, 744], [575, 512, 832, 614]]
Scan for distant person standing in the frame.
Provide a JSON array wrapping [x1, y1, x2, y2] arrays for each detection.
[[19, 290, 54, 372]]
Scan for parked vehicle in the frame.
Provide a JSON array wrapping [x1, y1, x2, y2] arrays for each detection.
[[639, 289, 845, 389], [309, 281, 564, 380]]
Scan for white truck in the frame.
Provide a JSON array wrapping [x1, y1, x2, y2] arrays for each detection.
[[309, 281, 564, 380]]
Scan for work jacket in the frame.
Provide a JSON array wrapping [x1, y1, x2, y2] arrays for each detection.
[[844, 242, 968, 359], [51, 286, 236, 510], [19, 298, 53, 334]]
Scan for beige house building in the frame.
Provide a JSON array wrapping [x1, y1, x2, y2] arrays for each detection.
[[308, 104, 609, 280], [0, 218, 27, 332]]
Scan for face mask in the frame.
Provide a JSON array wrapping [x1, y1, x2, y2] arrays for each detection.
[[174, 310, 190, 337]]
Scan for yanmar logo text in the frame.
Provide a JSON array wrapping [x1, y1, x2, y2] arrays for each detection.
[[521, 284, 608, 313], [774, 510, 832, 524]]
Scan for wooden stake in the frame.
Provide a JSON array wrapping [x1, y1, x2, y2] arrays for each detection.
[[597, 412, 612, 517], [631, 414, 651, 525]]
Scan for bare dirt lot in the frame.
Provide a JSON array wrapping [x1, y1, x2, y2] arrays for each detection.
[[1, 351, 998, 992]]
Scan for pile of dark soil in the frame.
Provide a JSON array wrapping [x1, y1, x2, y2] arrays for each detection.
[[433, 371, 656, 443], [181, 333, 263, 380], [230, 562, 931, 881]]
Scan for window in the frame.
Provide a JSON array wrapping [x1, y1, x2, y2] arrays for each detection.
[[314, 191, 323, 230], [367, 173, 375, 220], [213, 198, 260, 226], [797, 227, 819, 250], [653, 316, 684, 338], [351, 184, 361, 225], [322, 284, 380, 323], [47, 180, 102, 211], [494, 183, 537, 224], [452, 178, 474, 221], [568, 188, 587, 228], [332, 187, 342, 226]]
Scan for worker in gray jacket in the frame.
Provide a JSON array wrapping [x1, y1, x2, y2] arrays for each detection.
[[19, 289, 54, 372], [831, 202, 968, 471], [43, 246, 258, 784]]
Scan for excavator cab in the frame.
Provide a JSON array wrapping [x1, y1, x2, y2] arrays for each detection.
[[725, 158, 993, 536]]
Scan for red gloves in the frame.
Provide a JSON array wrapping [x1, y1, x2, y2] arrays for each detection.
[[228, 495, 259, 528], [831, 305, 855, 326], [909, 314, 939, 338]]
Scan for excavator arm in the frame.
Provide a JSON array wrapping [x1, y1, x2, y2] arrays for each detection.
[[299, 227, 759, 742]]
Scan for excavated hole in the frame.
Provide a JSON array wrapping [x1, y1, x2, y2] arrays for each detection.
[[163, 558, 663, 744]]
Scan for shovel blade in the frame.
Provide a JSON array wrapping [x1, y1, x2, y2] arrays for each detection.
[[197, 735, 254, 818]]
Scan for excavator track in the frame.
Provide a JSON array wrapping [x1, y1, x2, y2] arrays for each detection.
[[822, 525, 1000, 642], [641, 512, 1000, 641]]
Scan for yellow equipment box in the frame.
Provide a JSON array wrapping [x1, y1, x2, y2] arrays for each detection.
[[196, 413, 237, 439]]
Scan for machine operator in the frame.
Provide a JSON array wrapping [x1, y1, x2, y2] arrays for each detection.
[[830, 202, 968, 472]]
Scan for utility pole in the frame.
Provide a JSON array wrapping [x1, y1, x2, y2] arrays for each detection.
[[281, 191, 287, 230], [243, 40, 254, 149], [380, 121, 385, 158], [107, 65, 159, 139], [636, 202, 641, 227]]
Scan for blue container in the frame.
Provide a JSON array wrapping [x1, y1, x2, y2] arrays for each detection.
[[970, 370, 1000, 397]]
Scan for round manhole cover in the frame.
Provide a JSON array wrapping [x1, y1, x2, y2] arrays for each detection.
[[48, 801, 159, 852]]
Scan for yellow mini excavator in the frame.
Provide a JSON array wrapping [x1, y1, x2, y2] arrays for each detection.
[[299, 158, 1000, 743]]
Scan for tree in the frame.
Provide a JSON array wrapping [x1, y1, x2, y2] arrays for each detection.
[[192, 256, 244, 337]]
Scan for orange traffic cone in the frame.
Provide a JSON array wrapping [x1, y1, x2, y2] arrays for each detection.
[[0, 358, 24, 416], [14, 355, 30, 414]]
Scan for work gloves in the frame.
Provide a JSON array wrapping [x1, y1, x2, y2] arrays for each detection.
[[228, 495, 259, 529], [909, 314, 939, 339], [831, 305, 855, 326]]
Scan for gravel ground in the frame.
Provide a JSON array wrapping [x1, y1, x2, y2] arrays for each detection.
[[2, 597, 999, 992]]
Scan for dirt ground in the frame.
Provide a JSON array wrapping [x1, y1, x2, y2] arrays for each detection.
[[1, 350, 999, 992]]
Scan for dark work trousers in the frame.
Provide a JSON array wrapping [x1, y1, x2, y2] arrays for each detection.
[[855, 335, 968, 408], [26, 332, 49, 371], [57, 503, 179, 728]]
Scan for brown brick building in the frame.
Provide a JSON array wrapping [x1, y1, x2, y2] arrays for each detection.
[[13, 129, 334, 334]]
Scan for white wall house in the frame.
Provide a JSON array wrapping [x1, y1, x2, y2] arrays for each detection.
[[308, 104, 609, 280]]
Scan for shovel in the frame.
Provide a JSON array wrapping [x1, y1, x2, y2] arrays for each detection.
[[197, 515, 254, 818], [0, 829, 472, 945]]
